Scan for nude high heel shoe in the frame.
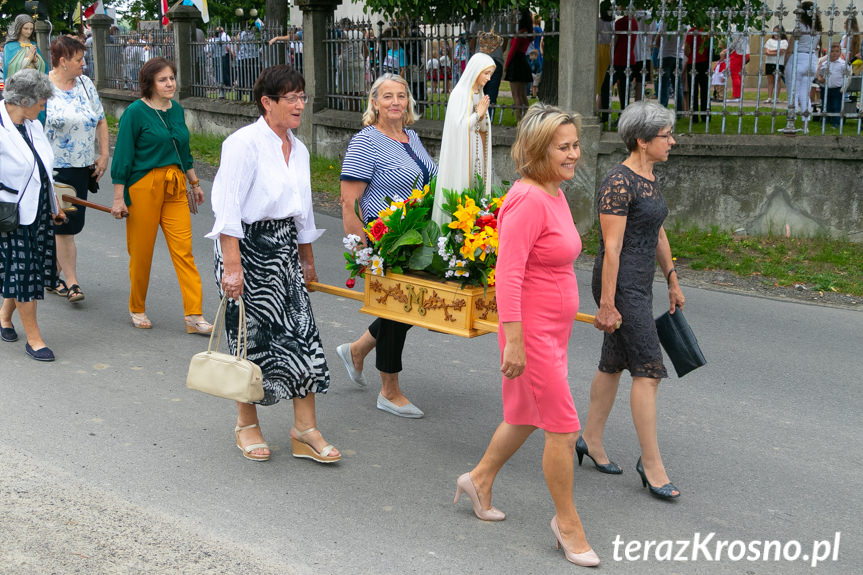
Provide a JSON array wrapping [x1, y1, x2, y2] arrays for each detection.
[[453, 472, 505, 521], [550, 515, 600, 567]]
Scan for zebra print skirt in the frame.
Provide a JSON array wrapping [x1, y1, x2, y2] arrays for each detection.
[[214, 218, 330, 405]]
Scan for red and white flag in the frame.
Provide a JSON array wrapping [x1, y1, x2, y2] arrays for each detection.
[[161, 0, 169, 25], [83, 0, 103, 19]]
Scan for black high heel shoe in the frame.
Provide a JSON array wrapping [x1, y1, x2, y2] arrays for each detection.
[[635, 457, 680, 500], [575, 436, 622, 474]]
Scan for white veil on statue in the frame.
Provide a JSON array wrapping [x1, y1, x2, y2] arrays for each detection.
[[431, 53, 497, 227]]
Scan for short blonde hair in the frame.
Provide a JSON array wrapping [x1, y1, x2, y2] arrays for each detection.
[[511, 104, 582, 181], [362, 73, 420, 127]]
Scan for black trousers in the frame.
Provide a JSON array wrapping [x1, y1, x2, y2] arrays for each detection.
[[368, 318, 412, 373], [690, 61, 710, 121]]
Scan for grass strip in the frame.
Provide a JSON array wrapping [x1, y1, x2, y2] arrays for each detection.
[[580, 224, 863, 296], [105, 116, 862, 295]]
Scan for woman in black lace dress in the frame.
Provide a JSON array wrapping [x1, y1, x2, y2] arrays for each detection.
[[577, 101, 685, 500]]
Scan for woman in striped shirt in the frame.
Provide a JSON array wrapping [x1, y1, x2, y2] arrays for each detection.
[[336, 73, 437, 419]]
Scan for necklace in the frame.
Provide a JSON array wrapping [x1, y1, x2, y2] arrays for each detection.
[[143, 97, 170, 112]]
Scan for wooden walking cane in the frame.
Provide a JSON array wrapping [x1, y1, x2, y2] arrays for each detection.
[[61, 194, 128, 217]]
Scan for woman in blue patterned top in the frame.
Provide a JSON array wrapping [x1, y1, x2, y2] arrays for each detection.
[[45, 36, 109, 304], [337, 73, 437, 419]]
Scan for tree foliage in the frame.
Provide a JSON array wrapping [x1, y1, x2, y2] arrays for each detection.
[[362, 0, 770, 28], [630, 0, 768, 29], [119, 0, 266, 31], [1, 0, 85, 34], [362, 0, 560, 25]]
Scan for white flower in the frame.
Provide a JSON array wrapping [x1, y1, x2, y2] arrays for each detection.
[[370, 255, 385, 276], [356, 247, 373, 266], [437, 237, 451, 258], [454, 260, 469, 277], [342, 235, 360, 251]]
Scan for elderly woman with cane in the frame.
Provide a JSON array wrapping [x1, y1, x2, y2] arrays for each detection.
[[208, 65, 339, 464], [577, 100, 684, 500], [0, 70, 65, 361], [454, 104, 599, 567]]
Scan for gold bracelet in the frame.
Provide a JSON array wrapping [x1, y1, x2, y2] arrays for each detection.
[[188, 178, 200, 187]]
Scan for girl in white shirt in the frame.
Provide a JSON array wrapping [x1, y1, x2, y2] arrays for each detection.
[[764, 26, 788, 103]]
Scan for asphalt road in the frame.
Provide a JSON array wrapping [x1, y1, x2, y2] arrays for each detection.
[[1, 168, 860, 575]]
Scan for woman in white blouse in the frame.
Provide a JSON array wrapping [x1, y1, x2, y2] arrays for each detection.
[[207, 65, 340, 464]]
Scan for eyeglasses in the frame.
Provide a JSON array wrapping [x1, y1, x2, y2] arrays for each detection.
[[654, 131, 675, 142], [267, 93, 308, 105]]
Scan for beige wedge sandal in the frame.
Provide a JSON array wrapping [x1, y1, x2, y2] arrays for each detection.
[[290, 426, 341, 464], [235, 423, 271, 462]]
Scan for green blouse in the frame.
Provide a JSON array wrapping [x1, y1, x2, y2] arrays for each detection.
[[111, 99, 194, 205]]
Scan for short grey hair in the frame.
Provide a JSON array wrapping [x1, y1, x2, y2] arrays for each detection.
[[8, 14, 35, 42], [617, 101, 676, 152], [362, 73, 420, 127], [3, 69, 55, 107]]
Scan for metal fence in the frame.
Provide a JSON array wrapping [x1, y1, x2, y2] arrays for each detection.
[[599, 0, 863, 135], [105, 30, 175, 92], [103, 24, 300, 101], [189, 24, 301, 101], [323, 10, 558, 124]]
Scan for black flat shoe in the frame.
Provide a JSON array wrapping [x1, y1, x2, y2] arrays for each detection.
[[576, 436, 622, 474], [25, 343, 55, 362], [1, 325, 18, 342], [46, 279, 69, 296], [635, 457, 680, 500]]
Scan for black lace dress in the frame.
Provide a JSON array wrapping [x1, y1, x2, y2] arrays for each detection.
[[591, 164, 669, 379]]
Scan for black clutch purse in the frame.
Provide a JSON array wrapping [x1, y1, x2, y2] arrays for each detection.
[[88, 165, 100, 194], [655, 307, 706, 378]]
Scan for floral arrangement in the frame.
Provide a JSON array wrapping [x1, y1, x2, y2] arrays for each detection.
[[433, 180, 506, 287], [344, 177, 507, 289]]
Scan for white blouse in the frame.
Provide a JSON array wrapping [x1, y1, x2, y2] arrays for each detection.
[[206, 116, 324, 243]]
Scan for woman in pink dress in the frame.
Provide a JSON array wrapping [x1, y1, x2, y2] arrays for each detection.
[[453, 104, 599, 568]]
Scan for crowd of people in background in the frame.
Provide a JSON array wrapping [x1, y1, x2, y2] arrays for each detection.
[[595, 0, 862, 131]]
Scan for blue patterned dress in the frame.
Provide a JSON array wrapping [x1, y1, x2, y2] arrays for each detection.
[[0, 125, 58, 301]]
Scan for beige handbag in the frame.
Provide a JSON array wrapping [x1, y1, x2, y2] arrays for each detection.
[[186, 295, 264, 403]]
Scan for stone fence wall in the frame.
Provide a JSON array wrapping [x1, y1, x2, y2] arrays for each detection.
[[99, 91, 863, 242]]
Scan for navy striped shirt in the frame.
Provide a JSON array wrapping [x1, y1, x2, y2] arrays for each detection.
[[341, 125, 438, 223]]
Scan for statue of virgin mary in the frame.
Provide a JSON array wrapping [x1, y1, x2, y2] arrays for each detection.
[[431, 53, 497, 227]]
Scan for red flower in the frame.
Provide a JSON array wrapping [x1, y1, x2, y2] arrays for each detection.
[[345, 278, 356, 289], [476, 214, 497, 230], [367, 219, 389, 242]]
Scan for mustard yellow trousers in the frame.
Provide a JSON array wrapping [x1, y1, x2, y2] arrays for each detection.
[[126, 165, 203, 316]]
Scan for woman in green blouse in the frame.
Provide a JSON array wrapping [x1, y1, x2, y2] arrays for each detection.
[[110, 57, 212, 334]]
